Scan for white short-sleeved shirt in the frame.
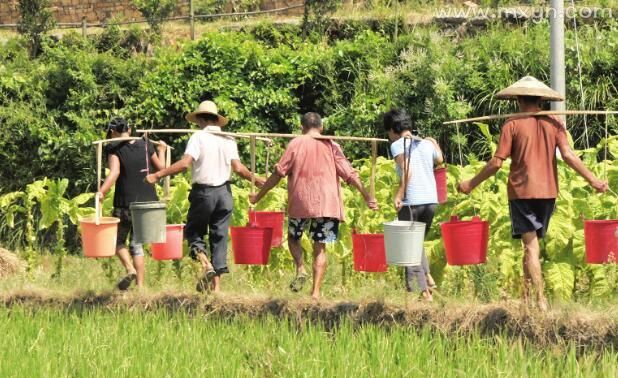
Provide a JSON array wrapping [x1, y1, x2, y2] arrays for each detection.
[[391, 138, 439, 206], [184, 126, 240, 186]]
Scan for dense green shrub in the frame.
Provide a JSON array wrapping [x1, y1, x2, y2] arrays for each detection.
[[0, 21, 616, 194]]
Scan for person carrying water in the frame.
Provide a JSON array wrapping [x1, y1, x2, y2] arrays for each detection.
[[250, 112, 378, 300], [98, 117, 168, 290], [457, 76, 608, 310], [383, 109, 443, 301], [145, 101, 264, 293]]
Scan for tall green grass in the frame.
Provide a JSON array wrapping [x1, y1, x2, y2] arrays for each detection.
[[0, 307, 615, 377]]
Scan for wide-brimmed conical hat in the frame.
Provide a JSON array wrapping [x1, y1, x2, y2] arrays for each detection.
[[495, 76, 564, 101], [185, 101, 228, 126]]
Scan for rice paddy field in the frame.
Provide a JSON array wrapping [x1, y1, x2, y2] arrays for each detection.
[[0, 255, 616, 378], [1, 307, 616, 378]]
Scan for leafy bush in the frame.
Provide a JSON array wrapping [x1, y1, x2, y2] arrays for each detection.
[[17, 0, 55, 57], [132, 0, 177, 34]]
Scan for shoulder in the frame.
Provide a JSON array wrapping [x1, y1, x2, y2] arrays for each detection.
[[541, 115, 565, 130]]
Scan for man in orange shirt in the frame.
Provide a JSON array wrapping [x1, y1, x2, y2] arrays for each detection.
[[457, 76, 608, 309], [250, 113, 377, 300]]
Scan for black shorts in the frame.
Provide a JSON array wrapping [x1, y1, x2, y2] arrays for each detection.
[[288, 218, 340, 243], [508, 199, 556, 239], [112, 208, 144, 257]]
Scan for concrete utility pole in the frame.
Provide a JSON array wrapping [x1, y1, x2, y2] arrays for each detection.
[[550, 0, 566, 122]]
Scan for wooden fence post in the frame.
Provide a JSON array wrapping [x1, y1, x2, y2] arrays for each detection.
[[81, 17, 87, 37], [190, 0, 195, 40]]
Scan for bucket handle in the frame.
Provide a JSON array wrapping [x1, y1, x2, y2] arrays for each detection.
[[94, 192, 101, 226]]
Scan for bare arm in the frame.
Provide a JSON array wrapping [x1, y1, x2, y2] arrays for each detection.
[[425, 137, 444, 166], [145, 154, 193, 184], [98, 154, 120, 198], [249, 172, 283, 204], [347, 176, 378, 210], [558, 144, 608, 192], [231, 159, 265, 187], [150, 143, 168, 171], [458, 157, 503, 194], [394, 154, 408, 209]]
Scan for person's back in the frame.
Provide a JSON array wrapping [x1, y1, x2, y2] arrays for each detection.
[[106, 139, 158, 207], [277, 135, 348, 219], [186, 126, 239, 186], [495, 115, 567, 200], [391, 138, 438, 206]]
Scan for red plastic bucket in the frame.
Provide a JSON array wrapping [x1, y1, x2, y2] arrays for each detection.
[[230, 226, 273, 265], [151, 224, 185, 260], [249, 210, 285, 247], [441, 215, 489, 265], [584, 220, 618, 264], [434, 167, 447, 204], [352, 233, 387, 272]]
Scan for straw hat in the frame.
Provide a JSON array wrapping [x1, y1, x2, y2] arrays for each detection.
[[495, 76, 564, 101], [185, 101, 229, 126]]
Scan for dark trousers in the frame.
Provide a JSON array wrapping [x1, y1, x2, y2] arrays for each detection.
[[397, 204, 436, 292], [185, 184, 233, 275]]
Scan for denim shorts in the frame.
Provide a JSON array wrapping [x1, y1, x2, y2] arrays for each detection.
[[112, 208, 144, 257], [288, 217, 340, 243]]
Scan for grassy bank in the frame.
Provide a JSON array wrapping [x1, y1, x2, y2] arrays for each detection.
[[1, 307, 616, 377]]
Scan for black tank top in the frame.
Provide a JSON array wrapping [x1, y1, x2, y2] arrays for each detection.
[[105, 139, 158, 208]]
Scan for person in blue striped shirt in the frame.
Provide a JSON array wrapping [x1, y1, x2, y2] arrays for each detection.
[[384, 109, 444, 301]]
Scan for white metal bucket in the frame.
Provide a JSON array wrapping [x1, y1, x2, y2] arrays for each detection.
[[383, 220, 426, 266]]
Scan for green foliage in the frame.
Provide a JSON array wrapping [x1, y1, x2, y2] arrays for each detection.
[[302, 0, 342, 39], [132, 0, 177, 34], [17, 0, 55, 57]]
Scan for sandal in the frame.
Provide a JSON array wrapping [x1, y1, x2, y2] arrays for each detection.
[[289, 272, 308, 293], [117, 272, 137, 291]]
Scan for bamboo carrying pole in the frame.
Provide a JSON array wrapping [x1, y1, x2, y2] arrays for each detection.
[[250, 136, 257, 205], [370, 140, 377, 198], [443, 110, 618, 125], [135, 129, 273, 143], [91, 137, 173, 149], [241, 132, 389, 143], [96, 142, 102, 219], [164, 147, 172, 199]]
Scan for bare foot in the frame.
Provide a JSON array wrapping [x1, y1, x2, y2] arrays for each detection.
[[537, 297, 549, 312], [421, 290, 433, 302]]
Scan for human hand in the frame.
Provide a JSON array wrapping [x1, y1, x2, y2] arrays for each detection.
[[254, 176, 266, 188], [249, 193, 259, 205], [145, 173, 159, 184], [157, 141, 167, 153], [394, 192, 404, 211], [591, 179, 609, 193], [457, 180, 473, 195], [364, 194, 378, 210], [96, 192, 104, 203]]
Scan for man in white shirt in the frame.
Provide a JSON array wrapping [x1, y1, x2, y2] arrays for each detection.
[[146, 101, 264, 292]]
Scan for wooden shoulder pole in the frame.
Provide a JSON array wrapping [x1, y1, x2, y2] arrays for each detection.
[[164, 146, 171, 199], [96, 142, 102, 194], [370, 140, 377, 198], [250, 136, 256, 196]]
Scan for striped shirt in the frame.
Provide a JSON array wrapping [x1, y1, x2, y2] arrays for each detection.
[[391, 138, 439, 206]]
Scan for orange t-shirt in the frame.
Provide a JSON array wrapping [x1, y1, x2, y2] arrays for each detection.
[[494, 116, 569, 200]]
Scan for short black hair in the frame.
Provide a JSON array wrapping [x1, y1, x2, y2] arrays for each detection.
[[383, 109, 414, 134], [198, 113, 220, 124], [301, 112, 322, 129]]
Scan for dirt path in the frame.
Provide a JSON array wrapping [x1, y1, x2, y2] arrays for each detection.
[[2, 289, 616, 351]]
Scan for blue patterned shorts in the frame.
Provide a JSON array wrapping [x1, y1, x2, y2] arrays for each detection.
[[288, 217, 340, 244]]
